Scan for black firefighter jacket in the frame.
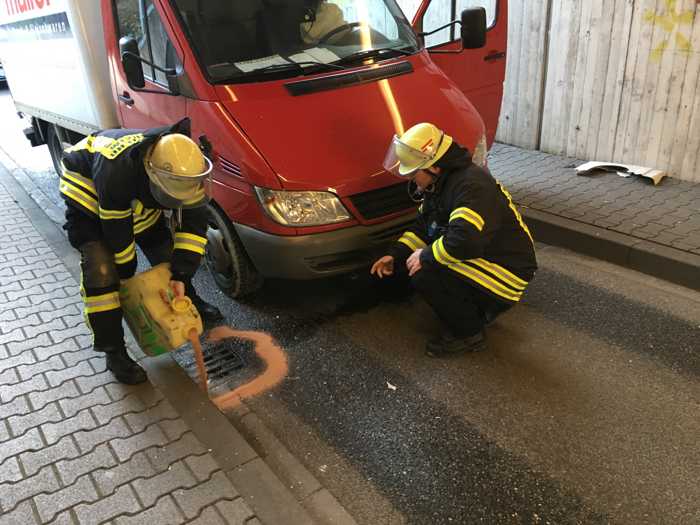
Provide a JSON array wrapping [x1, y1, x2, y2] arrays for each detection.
[[59, 119, 208, 281], [390, 144, 538, 304]]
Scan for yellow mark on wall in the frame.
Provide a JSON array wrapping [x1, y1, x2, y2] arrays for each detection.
[[644, 0, 696, 62]]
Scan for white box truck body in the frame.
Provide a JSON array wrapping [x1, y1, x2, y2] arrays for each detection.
[[0, 0, 118, 135]]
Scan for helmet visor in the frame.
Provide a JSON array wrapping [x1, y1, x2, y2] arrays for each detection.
[[382, 134, 439, 177], [146, 156, 213, 209]]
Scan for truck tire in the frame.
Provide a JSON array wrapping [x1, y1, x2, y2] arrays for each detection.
[[204, 203, 263, 299], [46, 124, 64, 176]]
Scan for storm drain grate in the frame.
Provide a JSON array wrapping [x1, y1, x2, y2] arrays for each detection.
[[202, 339, 246, 380], [171, 336, 265, 398]]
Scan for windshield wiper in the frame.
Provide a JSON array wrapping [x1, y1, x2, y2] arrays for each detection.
[[336, 47, 415, 65], [250, 61, 347, 75]]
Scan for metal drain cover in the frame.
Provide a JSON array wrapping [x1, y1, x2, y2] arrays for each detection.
[[172, 336, 264, 397]]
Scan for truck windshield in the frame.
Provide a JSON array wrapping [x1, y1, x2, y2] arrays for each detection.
[[169, 0, 419, 82]]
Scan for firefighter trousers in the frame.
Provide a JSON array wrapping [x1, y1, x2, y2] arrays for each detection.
[[65, 207, 199, 350], [411, 264, 512, 337]]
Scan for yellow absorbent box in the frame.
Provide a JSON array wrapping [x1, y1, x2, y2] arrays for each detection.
[[119, 263, 203, 356]]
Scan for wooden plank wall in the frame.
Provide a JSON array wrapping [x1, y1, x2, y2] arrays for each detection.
[[500, 0, 700, 182], [496, 0, 551, 149]]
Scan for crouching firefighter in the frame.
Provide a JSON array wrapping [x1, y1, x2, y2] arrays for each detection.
[[372, 123, 538, 357], [60, 118, 224, 384]]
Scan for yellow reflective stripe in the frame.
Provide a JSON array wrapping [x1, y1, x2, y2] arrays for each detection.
[[399, 232, 427, 252], [430, 238, 525, 300], [132, 199, 145, 216], [134, 210, 162, 234], [99, 206, 132, 220], [498, 184, 534, 245], [404, 232, 427, 249], [67, 133, 146, 160], [448, 263, 522, 302], [114, 242, 136, 264], [432, 237, 461, 266], [470, 258, 528, 290], [60, 163, 96, 196], [174, 232, 207, 255], [450, 207, 485, 231], [399, 237, 419, 252], [85, 291, 120, 305], [59, 180, 98, 214], [84, 291, 121, 314], [174, 240, 206, 255], [133, 206, 157, 223], [450, 213, 484, 232], [175, 232, 207, 244]]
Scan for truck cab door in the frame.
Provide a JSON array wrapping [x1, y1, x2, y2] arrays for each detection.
[[409, 0, 507, 146], [109, 0, 187, 128]]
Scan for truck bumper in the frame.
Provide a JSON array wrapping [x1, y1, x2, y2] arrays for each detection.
[[234, 214, 416, 280]]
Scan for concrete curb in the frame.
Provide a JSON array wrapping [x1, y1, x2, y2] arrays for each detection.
[[142, 356, 317, 525], [523, 208, 700, 291], [229, 405, 358, 525], [0, 160, 357, 525]]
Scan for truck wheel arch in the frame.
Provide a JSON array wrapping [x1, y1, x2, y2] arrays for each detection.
[[205, 200, 263, 299]]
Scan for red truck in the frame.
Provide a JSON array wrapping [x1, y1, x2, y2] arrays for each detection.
[[0, 0, 507, 297]]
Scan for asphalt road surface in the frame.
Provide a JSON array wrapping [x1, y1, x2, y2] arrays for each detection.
[[2, 87, 698, 525]]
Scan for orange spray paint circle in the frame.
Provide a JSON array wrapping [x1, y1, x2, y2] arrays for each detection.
[[206, 326, 288, 411]]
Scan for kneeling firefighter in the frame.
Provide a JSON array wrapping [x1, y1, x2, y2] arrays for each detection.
[[60, 118, 223, 384], [372, 123, 538, 357]]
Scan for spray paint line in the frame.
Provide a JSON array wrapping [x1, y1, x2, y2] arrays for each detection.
[[206, 326, 288, 411]]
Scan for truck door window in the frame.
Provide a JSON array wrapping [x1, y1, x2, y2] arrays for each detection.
[[116, 0, 151, 65], [422, 0, 496, 47], [394, 0, 422, 22], [115, 0, 179, 86], [145, 0, 178, 85]]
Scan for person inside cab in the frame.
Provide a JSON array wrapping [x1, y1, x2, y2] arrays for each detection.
[[372, 123, 538, 357], [300, 0, 347, 44], [60, 118, 224, 384]]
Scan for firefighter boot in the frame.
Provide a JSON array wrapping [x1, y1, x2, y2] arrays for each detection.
[[193, 296, 224, 327], [103, 345, 148, 385], [425, 330, 486, 358]]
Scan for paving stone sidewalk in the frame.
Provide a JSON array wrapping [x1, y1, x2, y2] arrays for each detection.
[[490, 143, 700, 256], [0, 179, 259, 524]]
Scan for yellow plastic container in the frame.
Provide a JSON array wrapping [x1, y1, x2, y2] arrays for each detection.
[[119, 263, 203, 356]]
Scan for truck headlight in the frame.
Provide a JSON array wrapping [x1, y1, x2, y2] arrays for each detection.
[[472, 134, 488, 167], [255, 187, 351, 227]]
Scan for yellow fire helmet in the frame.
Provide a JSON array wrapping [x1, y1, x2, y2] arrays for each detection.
[[383, 123, 453, 177], [143, 133, 213, 209]]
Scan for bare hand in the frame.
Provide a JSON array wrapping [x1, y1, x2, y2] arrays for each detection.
[[370, 255, 394, 278], [406, 249, 423, 277], [170, 280, 185, 298]]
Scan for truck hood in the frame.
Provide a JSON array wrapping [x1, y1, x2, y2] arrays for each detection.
[[215, 55, 484, 197]]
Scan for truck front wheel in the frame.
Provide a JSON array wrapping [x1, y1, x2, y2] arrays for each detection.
[[205, 203, 263, 299]]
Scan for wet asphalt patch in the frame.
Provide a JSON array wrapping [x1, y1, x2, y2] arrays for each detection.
[[524, 268, 700, 377], [273, 328, 609, 525]]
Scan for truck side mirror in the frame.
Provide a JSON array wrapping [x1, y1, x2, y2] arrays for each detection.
[[461, 8, 487, 49], [119, 36, 146, 89]]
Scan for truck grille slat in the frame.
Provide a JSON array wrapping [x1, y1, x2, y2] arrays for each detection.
[[219, 156, 242, 177], [349, 182, 416, 220]]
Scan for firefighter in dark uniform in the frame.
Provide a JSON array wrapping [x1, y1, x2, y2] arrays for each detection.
[[60, 118, 223, 384], [372, 123, 537, 357]]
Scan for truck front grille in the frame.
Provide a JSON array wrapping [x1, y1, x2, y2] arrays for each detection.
[[349, 182, 416, 220]]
